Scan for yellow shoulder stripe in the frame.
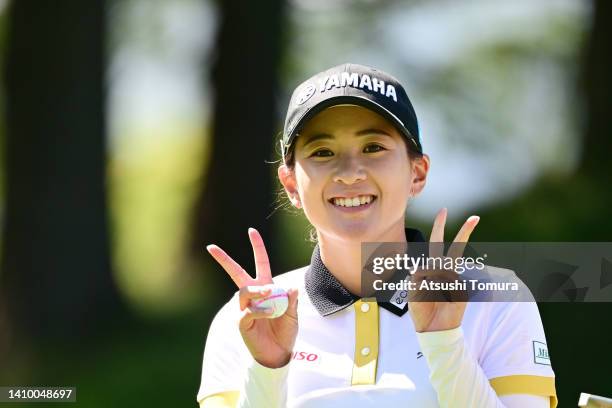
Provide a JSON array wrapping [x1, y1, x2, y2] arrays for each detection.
[[199, 391, 240, 408], [490, 375, 557, 408]]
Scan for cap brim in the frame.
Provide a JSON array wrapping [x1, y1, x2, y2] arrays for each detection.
[[286, 95, 422, 153]]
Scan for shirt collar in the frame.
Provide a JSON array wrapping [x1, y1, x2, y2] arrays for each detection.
[[304, 228, 426, 317]]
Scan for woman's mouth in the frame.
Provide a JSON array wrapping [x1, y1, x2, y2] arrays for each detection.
[[328, 195, 377, 210]]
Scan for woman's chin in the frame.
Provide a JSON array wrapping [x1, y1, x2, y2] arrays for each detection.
[[327, 221, 381, 243]]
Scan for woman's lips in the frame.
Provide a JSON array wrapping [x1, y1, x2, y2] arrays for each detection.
[[328, 195, 377, 212]]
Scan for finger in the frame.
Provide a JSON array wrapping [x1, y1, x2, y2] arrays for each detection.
[[238, 286, 273, 311], [447, 216, 480, 259], [284, 288, 299, 320], [239, 307, 276, 331], [411, 268, 456, 281], [429, 208, 447, 259], [206, 244, 253, 288], [409, 270, 468, 302], [248, 228, 273, 283]]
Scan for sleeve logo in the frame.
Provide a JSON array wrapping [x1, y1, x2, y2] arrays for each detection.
[[533, 341, 551, 365]]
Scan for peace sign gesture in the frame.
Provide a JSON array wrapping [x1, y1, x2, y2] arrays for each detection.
[[408, 208, 480, 333], [206, 228, 299, 368]]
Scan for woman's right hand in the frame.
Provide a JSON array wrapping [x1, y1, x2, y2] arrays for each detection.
[[206, 227, 299, 369]]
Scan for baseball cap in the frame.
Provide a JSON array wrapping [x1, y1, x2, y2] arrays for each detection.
[[281, 63, 422, 158]]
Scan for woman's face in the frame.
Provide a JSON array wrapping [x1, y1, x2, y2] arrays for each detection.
[[279, 105, 429, 243]]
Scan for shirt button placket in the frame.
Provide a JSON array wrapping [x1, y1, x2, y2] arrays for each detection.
[[351, 298, 379, 385]]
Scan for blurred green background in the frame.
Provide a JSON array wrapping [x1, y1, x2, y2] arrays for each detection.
[[0, 0, 609, 406]]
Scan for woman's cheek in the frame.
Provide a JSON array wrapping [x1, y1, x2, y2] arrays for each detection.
[[382, 184, 411, 213], [295, 181, 317, 215]]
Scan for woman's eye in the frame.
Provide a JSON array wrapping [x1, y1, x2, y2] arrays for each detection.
[[311, 149, 333, 157], [363, 144, 386, 153]]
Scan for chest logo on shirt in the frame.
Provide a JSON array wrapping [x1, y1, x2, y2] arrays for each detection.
[[533, 341, 551, 365], [291, 351, 319, 362]]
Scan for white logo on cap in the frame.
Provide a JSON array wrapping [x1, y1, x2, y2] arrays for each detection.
[[316, 72, 398, 102], [296, 84, 316, 105]]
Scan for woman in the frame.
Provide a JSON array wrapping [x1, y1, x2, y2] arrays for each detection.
[[197, 63, 557, 407]]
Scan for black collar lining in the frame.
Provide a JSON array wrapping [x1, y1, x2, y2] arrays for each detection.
[[304, 228, 425, 317]]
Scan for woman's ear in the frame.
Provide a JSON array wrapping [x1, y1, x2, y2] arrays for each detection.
[[278, 164, 301, 208], [410, 154, 430, 197]]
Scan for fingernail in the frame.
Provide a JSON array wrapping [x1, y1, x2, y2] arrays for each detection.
[[470, 216, 480, 223], [248, 227, 255, 233], [205, 244, 214, 252], [264, 308, 274, 314]]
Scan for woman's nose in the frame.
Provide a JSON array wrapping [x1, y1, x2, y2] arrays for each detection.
[[332, 154, 366, 184]]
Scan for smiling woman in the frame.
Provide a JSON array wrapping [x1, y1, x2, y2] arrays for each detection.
[[197, 63, 557, 408], [277, 104, 428, 295]]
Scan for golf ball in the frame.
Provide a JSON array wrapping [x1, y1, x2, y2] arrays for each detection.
[[249, 285, 289, 318]]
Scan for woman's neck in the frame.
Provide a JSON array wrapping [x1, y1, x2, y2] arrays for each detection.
[[318, 225, 407, 296]]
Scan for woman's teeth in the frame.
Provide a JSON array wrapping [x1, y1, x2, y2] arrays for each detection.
[[332, 195, 375, 207]]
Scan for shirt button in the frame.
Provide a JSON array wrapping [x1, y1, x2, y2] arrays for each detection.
[[360, 303, 370, 313], [361, 347, 371, 356]]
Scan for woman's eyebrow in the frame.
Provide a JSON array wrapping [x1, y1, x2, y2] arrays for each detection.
[[301, 128, 392, 147], [355, 128, 392, 137], [302, 133, 334, 147]]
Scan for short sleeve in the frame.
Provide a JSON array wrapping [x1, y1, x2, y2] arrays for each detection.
[[197, 293, 249, 404], [479, 301, 557, 407]]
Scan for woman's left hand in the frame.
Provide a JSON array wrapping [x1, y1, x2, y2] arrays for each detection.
[[408, 208, 480, 333]]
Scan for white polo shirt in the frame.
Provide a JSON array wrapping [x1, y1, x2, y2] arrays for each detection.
[[197, 229, 557, 407]]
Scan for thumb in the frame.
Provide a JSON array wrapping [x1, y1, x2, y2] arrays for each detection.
[[285, 288, 299, 319]]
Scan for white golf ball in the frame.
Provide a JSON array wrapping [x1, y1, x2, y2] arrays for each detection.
[[249, 285, 289, 318]]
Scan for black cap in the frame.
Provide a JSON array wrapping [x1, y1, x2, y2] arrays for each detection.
[[282, 63, 422, 158]]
